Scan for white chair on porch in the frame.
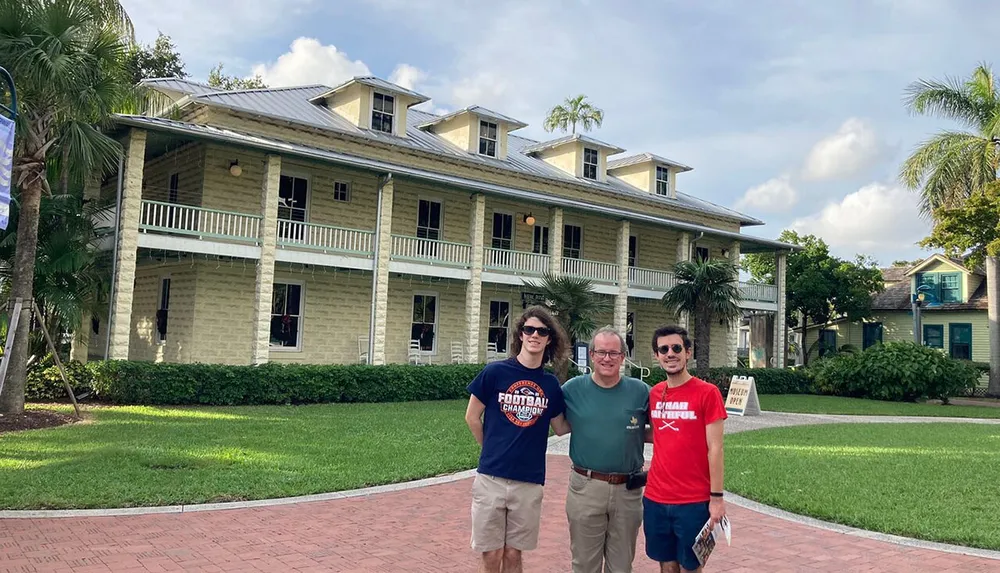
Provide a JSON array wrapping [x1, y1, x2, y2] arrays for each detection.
[[358, 336, 369, 364], [408, 339, 423, 365], [451, 340, 464, 364], [486, 342, 499, 363]]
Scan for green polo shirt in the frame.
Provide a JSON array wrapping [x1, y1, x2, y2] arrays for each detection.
[[563, 374, 650, 475]]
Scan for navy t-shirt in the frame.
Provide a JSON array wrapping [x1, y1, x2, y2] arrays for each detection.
[[467, 357, 566, 485]]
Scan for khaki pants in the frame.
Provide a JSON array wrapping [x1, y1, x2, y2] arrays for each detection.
[[565, 470, 644, 573]]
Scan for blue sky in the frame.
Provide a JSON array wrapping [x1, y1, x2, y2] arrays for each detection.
[[122, 0, 1000, 266]]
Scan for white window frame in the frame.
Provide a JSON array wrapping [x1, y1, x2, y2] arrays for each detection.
[[333, 180, 351, 203], [157, 275, 171, 344], [582, 147, 599, 180], [488, 299, 512, 354], [532, 225, 550, 255], [411, 291, 440, 355], [479, 120, 499, 157], [269, 280, 305, 352], [563, 223, 583, 259], [491, 210, 515, 250], [655, 166, 670, 196], [371, 91, 395, 134], [278, 171, 311, 222], [416, 196, 445, 241]]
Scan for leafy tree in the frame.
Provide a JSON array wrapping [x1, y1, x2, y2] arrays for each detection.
[[900, 63, 1000, 396], [891, 258, 926, 268], [661, 258, 742, 379], [123, 31, 186, 85], [543, 95, 604, 134], [207, 63, 267, 91], [743, 231, 884, 364], [526, 272, 612, 381], [0, 0, 134, 415]]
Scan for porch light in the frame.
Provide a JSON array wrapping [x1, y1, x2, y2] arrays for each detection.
[[523, 212, 535, 226], [229, 160, 242, 177]]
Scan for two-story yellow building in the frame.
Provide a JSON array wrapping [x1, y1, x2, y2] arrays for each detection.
[[74, 75, 795, 369]]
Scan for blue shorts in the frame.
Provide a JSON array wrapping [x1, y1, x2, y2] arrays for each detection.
[[642, 497, 710, 570]]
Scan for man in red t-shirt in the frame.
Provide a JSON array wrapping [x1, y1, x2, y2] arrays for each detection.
[[643, 324, 727, 572]]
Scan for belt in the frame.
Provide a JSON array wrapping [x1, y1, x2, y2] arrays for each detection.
[[573, 466, 629, 485]]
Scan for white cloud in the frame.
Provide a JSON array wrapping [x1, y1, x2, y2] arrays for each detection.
[[250, 37, 371, 87], [802, 118, 885, 181], [790, 183, 928, 255], [388, 64, 428, 91], [736, 175, 798, 212]]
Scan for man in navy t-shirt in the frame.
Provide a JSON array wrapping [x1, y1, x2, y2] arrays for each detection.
[[465, 306, 569, 573]]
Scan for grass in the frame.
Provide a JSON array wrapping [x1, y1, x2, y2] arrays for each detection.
[[726, 423, 1000, 551], [0, 401, 479, 510], [759, 394, 1000, 418]]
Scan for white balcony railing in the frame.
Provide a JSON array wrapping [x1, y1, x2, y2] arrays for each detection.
[[562, 257, 619, 284], [140, 200, 261, 242], [277, 220, 374, 255], [628, 267, 676, 290], [391, 235, 472, 267], [484, 248, 550, 275], [740, 281, 778, 303]]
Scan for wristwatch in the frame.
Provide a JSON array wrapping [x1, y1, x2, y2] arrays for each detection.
[[710, 492, 724, 498]]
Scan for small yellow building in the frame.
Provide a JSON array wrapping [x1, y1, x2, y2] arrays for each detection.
[[73, 75, 795, 369], [804, 254, 989, 363]]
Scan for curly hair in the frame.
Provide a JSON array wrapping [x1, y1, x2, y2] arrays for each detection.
[[509, 306, 569, 366]]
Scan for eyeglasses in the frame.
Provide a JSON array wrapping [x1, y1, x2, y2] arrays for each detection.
[[591, 350, 624, 359], [521, 325, 552, 337], [656, 344, 686, 355]]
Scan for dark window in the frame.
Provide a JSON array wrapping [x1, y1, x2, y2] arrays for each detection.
[[949, 323, 972, 360], [628, 235, 637, 267], [655, 166, 670, 196], [417, 199, 442, 258], [333, 181, 350, 202], [818, 329, 837, 358], [156, 278, 171, 343], [583, 148, 599, 180], [479, 121, 498, 157], [563, 225, 582, 259], [491, 212, 513, 250], [695, 246, 710, 262], [862, 322, 882, 349], [168, 173, 179, 203], [489, 300, 510, 353], [923, 324, 944, 349], [372, 92, 395, 134], [278, 175, 308, 241], [533, 226, 549, 255], [411, 294, 437, 352], [270, 283, 302, 349]]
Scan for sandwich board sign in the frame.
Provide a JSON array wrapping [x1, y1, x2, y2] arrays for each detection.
[[725, 375, 760, 416]]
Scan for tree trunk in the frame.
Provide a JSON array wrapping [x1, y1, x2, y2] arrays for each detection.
[[801, 316, 809, 367], [695, 308, 711, 380], [0, 179, 44, 415], [986, 256, 1000, 397]]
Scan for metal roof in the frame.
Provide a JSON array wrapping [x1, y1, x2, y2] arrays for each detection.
[[416, 105, 528, 130], [607, 152, 693, 173], [165, 82, 760, 225], [140, 77, 221, 97], [307, 76, 430, 105], [520, 133, 625, 155], [113, 114, 794, 253]]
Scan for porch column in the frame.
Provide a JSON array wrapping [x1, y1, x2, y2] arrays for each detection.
[[549, 207, 563, 276], [108, 129, 146, 360], [675, 232, 691, 329], [465, 193, 486, 362], [773, 251, 788, 368], [71, 174, 102, 363], [250, 154, 282, 364], [614, 219, 630, 337], [726, 240, 741, 367], [370, 175, 395, 365]]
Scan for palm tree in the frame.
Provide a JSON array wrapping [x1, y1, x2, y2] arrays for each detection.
[[0, 0, 133, 415], [526, 272, 612, 381], [900, 63, 1000, 396], [661, 258, 742, 379], [543, 95, 604, 134]]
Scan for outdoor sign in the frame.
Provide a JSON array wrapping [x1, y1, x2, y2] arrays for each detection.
[[725, 375, 761, 416], [0, 114, 13, 230], [574, 342, 589, 372]]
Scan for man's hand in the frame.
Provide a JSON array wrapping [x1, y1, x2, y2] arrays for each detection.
[[708, 497, 726, 527]]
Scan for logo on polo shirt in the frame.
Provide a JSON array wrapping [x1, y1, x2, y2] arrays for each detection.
[[498, 380, 549, 428]]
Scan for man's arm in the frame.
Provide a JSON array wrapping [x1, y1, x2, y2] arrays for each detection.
[[550, 413, 571, 436], [465, 395, 486, 446], [706, 418, 726, 525], [644, 424, 654, 443]]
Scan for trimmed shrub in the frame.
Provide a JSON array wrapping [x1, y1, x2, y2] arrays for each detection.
[[26, 360, 93, 402], [811, 341, 979, 402], [630, 366, 813, 395]]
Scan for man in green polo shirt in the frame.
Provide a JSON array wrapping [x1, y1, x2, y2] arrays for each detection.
[[561, 326, 650, 573]]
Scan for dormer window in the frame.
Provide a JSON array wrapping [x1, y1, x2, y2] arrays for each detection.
[[583, 148, 599, 180], [372, 92, 395, 134], [655, 166, 670, 196], [479, 120, 498, 157]]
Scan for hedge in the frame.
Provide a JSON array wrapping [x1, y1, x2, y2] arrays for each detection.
[[632, 366, 813, 395]]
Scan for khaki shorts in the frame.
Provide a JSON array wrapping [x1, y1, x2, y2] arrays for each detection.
[[470, 472, 544, 552]]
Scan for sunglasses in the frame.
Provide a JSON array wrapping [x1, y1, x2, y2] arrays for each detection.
[[521, 325, 552, 337], [656, 344, 686, 355]]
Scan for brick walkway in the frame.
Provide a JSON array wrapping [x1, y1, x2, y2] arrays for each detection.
[[1, 455, 997, 572]]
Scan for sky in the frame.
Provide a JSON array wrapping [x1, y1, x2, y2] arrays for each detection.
[[121, 0, 1000, 267]]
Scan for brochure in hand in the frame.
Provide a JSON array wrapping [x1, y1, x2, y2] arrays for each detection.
[[692, 515, 732, 566]]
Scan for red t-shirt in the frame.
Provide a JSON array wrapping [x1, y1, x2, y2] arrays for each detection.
[[644, 377, 727, 504]]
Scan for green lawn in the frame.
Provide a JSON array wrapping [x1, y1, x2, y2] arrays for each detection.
[[759, 394, 1000, 418], [0, 401, 479, 510], [726, 423, 1000, 550]]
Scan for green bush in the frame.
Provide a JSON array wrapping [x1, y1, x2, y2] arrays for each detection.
[[630, 366, 813, 395], [811, 341, 979, 402], [25, 360, 93, 402], [86, 360, 488, 405]]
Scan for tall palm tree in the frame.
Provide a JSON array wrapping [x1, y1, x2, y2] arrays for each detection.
[[526, 272, 612, 381], [0, 0, 133, 415], [543, 95, 604, 134], [900, 63, 1000, 396], [661, 258, 742, 379]]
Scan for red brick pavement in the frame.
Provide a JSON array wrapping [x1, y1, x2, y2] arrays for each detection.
[[1, 455, 996, 572]]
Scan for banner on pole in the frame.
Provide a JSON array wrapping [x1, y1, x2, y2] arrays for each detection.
[[0, 114, 14, 230]]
